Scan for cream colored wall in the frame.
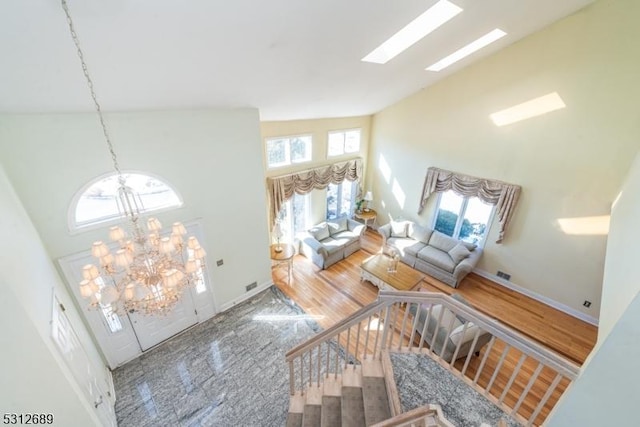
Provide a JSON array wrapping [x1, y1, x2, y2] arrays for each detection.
[[0, 108, 271, 309], [261, 116, 371, 226], [368, 0, 640, 318]]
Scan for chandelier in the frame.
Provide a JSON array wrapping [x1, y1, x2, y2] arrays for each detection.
[[61, 0, 206, 315]]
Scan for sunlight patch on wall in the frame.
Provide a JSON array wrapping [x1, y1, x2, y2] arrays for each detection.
[[490, 92, 566, 126], [557, 215, 611, 235], [378, 154, 392, 184], [392, 178, 406, 209]]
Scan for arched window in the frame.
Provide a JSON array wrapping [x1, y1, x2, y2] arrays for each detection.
[[69, 171, 183, 232]]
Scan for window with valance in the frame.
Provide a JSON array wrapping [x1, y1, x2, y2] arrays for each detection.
[[266, 158, 363, 229], [419, 167, 521, 243]]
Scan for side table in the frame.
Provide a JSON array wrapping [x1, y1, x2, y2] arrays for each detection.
[[354, 209, 377, 229], [270, 243, 295, 285]]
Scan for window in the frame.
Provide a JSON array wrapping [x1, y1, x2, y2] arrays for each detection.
[[328, 129, 361, 157], [70, 172, 183, 232], [433, 190, 495, 246], [326, 181, 357, 220], [266, 135, 312, 168], [279, 193, 310, 242]]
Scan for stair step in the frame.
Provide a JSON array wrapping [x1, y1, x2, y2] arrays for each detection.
[[302, 404, 321, 427], [362, 376, 392, 426], [286, 412, 303, 427], [342, 386, 366, 427], [321, 396, 341, 427]]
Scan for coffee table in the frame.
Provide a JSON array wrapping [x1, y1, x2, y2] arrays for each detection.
[[360, 254, 424, 292]]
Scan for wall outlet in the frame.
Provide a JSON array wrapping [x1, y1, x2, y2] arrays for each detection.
[[583, 300, 592, 308], [216, 259, 224, 267], [496, 270, 511, 281], [246, 282, 257, 292]]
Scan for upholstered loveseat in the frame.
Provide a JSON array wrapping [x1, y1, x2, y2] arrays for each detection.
[[298, 217, 366, 269], [378, 221, 482, 287]]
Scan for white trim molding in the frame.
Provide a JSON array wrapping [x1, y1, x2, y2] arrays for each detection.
[[218, 280, 274, 313], [474, 269, 599, 326]]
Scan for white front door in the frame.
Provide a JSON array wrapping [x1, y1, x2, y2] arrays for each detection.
[[128, 290, 198, 351], [58, 221, 217, 368]]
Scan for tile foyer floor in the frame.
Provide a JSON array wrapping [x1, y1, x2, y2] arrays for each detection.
[[113, 287, 320, 426]]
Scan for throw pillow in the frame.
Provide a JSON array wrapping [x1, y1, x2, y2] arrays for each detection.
[[310, 223, 330, 241], [450, 293, 472, 323], [328, 217, 348, 235], [390, 221, 408, 238], [411, 224, 433, 243], [428, 231, 459, 252], [462, 241, 477, 251], [449, 243, 471, 264]]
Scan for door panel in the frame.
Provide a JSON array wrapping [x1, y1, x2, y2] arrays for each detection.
[[128, 290, 198, 351], [52, 295, 117, 426]]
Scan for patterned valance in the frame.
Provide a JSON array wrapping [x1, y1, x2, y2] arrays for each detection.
[[418, 167, 521, 243], [267, 158, 363, 229]]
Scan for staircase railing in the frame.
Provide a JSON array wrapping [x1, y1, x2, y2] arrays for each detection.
[[285, 291, 581, 426], [370, 404, 454, 427]]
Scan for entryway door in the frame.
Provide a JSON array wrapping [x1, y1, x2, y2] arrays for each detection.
[[58, 221, 216, 368]]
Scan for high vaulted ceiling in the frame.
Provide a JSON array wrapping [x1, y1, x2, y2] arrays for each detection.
[[1, 0, 594, 121]]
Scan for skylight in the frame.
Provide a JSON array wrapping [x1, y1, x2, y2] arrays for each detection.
[[490, 92, 566, 126], [426, 28, 507, 71], [362, 0, 463, 64]]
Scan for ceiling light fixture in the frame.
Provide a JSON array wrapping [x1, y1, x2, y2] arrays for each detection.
[[426, 28, 507, 72], [490, 92, 566, 126], [362, 0, 463, 64], [61, 0, 206, 316]]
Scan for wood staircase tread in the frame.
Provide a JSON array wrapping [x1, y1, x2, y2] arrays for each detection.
[[342, 365, 363, 388], [361, 358, 385, 378]]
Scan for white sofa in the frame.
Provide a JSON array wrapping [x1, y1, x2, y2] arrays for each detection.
[[298, 217, 366, 269], [378, 220, 482, 288]]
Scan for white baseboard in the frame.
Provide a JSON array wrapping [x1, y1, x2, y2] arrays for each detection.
[[473, 269, 599, 326], [218, 280, 274, 313]]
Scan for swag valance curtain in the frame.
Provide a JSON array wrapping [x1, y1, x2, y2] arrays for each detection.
[[267, 158, 363, 229], [418, 167, 521, 243]]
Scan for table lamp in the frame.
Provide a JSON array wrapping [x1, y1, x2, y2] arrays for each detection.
[[273, 222, 284, 252], [364, 191, 373, 212]]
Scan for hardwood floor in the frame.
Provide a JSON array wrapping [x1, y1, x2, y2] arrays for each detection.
[[273, 229, 598, 424]]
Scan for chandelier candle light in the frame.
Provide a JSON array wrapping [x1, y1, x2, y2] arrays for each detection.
[[62, 0, 206, 315]]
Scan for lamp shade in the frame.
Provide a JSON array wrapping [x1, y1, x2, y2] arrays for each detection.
[[172, 222, 187, 236], [147, 217, 162, 232], [109, 226, 126, 241], [91, 241, 110, 258], [273, 222, 283, 238], [364, 191, 373, 201]]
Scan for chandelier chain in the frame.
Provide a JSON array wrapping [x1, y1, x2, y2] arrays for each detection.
[[61, 0, 122, 178]]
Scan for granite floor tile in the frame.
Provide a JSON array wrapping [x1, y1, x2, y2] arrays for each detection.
[[113, 287, 319, 426]]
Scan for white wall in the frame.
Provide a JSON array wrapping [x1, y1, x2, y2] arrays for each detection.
[[368, 0, 640, 317], [0, 108, 271, 308], [547, 291, 640, 425], [596, 152, 640, 345], [0, 165, 100, 425]]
